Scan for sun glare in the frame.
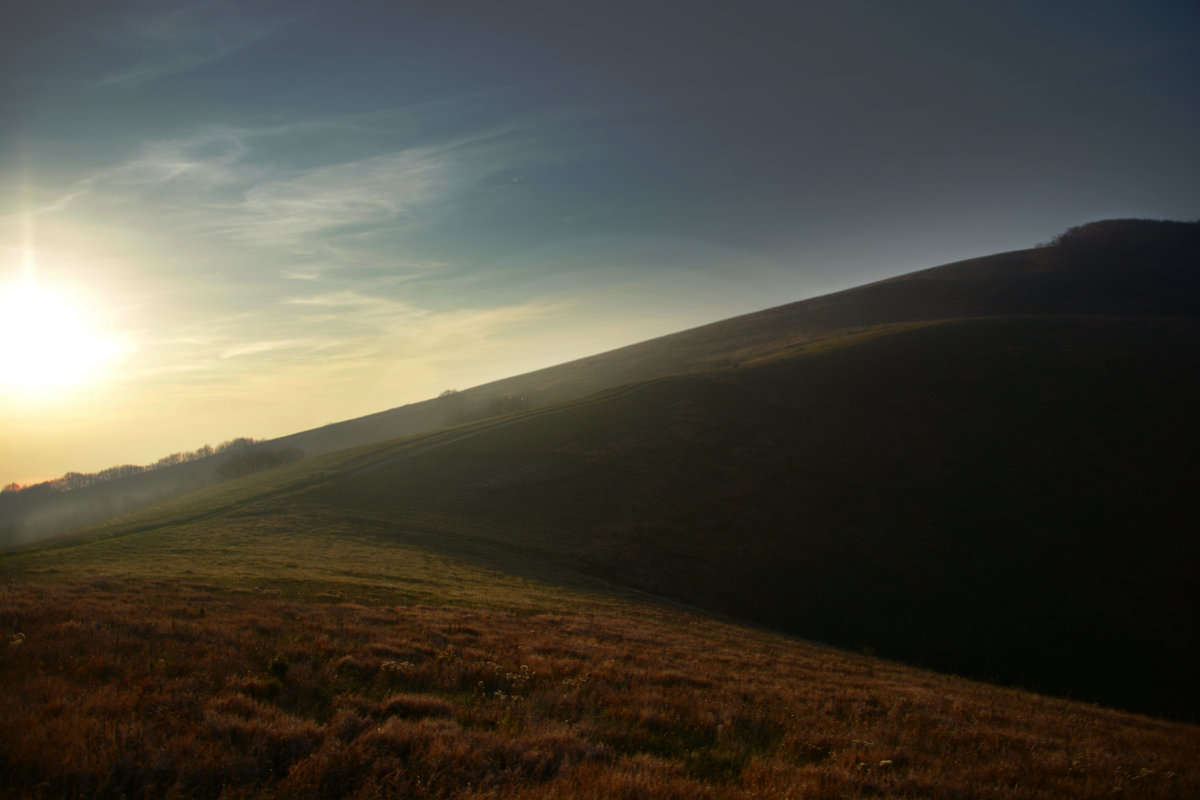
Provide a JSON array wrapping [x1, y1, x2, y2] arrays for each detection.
[[0, 280, 127, 398]]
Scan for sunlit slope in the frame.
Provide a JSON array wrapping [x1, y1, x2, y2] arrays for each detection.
[[229, 313, 1197, 719]]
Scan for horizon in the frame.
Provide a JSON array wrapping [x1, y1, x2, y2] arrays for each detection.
[[3, 1, 1199, 485]]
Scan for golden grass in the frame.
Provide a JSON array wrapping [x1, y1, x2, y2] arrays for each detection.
[[2, 576, 1196, 799]]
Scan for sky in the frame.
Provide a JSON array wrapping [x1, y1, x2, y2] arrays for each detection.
[[2, 0, 1198, 486]]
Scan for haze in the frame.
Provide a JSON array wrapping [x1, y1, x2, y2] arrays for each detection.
[[2, 0, 1198, 485]]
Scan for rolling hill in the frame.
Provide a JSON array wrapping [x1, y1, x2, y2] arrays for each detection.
[[6, 218, 1198, 543], [4, 219, 1200, 797], [11, 218, 1199, 715], [325, 313, 1200, 718]]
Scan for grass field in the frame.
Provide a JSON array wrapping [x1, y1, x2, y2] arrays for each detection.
[[4, 531, 1198, 799], [4, 221, 1199, 797], [71, 313, 1193, 719]]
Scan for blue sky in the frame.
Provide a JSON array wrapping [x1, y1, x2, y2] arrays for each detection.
[[2, 0, 1198, 483]]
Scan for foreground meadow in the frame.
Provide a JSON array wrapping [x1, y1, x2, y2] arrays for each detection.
[[3, 571, 1197, 799]]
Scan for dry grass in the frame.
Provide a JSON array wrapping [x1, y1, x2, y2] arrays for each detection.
[[2, 578, 1196, 799], [9, 315, 1199, 719]]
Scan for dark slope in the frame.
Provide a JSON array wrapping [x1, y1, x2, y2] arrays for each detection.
[[10, 219, 1198, 718], [195, 219, 1200, 717], [271, 313, 1199, 718], [276, 220, 1200, 451]]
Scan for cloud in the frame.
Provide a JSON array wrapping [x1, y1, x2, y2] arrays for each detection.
[[4, 100, 624, 415], [284, 290, 408, 308], [8, 128, 252, 221], [227, 148, 455, 247], [97, 1, 300, 89], [116, 283, 579, 413], [213, 124, 527, 266], [219, 339, 312, 359], [31, 114, 527, 277], [280, 287, 575, 362]]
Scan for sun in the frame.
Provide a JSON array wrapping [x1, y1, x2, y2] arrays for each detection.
[[0, 279, 127, 398]]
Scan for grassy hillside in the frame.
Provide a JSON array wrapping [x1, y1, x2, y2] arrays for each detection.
[[3, 219, 1200, 796], [3, 521, 1198, 799], [13, 312, 1198, 720], [176, 313, 1195, 720]]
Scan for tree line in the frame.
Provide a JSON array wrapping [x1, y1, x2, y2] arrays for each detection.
[[2, 437, 263, 497]]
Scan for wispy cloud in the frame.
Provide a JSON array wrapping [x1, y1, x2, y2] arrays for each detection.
[[118, 284, 577, 409], [98, 1, 300, 89], [219, 339, 312, 359], [280, 288, 576, 361], [34, 114, 526, 276], [227, 148, 456, 247], [112, 132, 250, 187], [6, 100, 610, 414], [11, 128, 251, 219], [284, 290, 409, 308]]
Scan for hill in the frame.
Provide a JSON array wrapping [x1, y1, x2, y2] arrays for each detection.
[[11, 219, 1199, 718], [3, 219, 1200, 797], [322, 313, 1200, 718], [3, 485, 1199, 799], [87, 312, 1196, 718], [6, 219, 1198, 543]]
